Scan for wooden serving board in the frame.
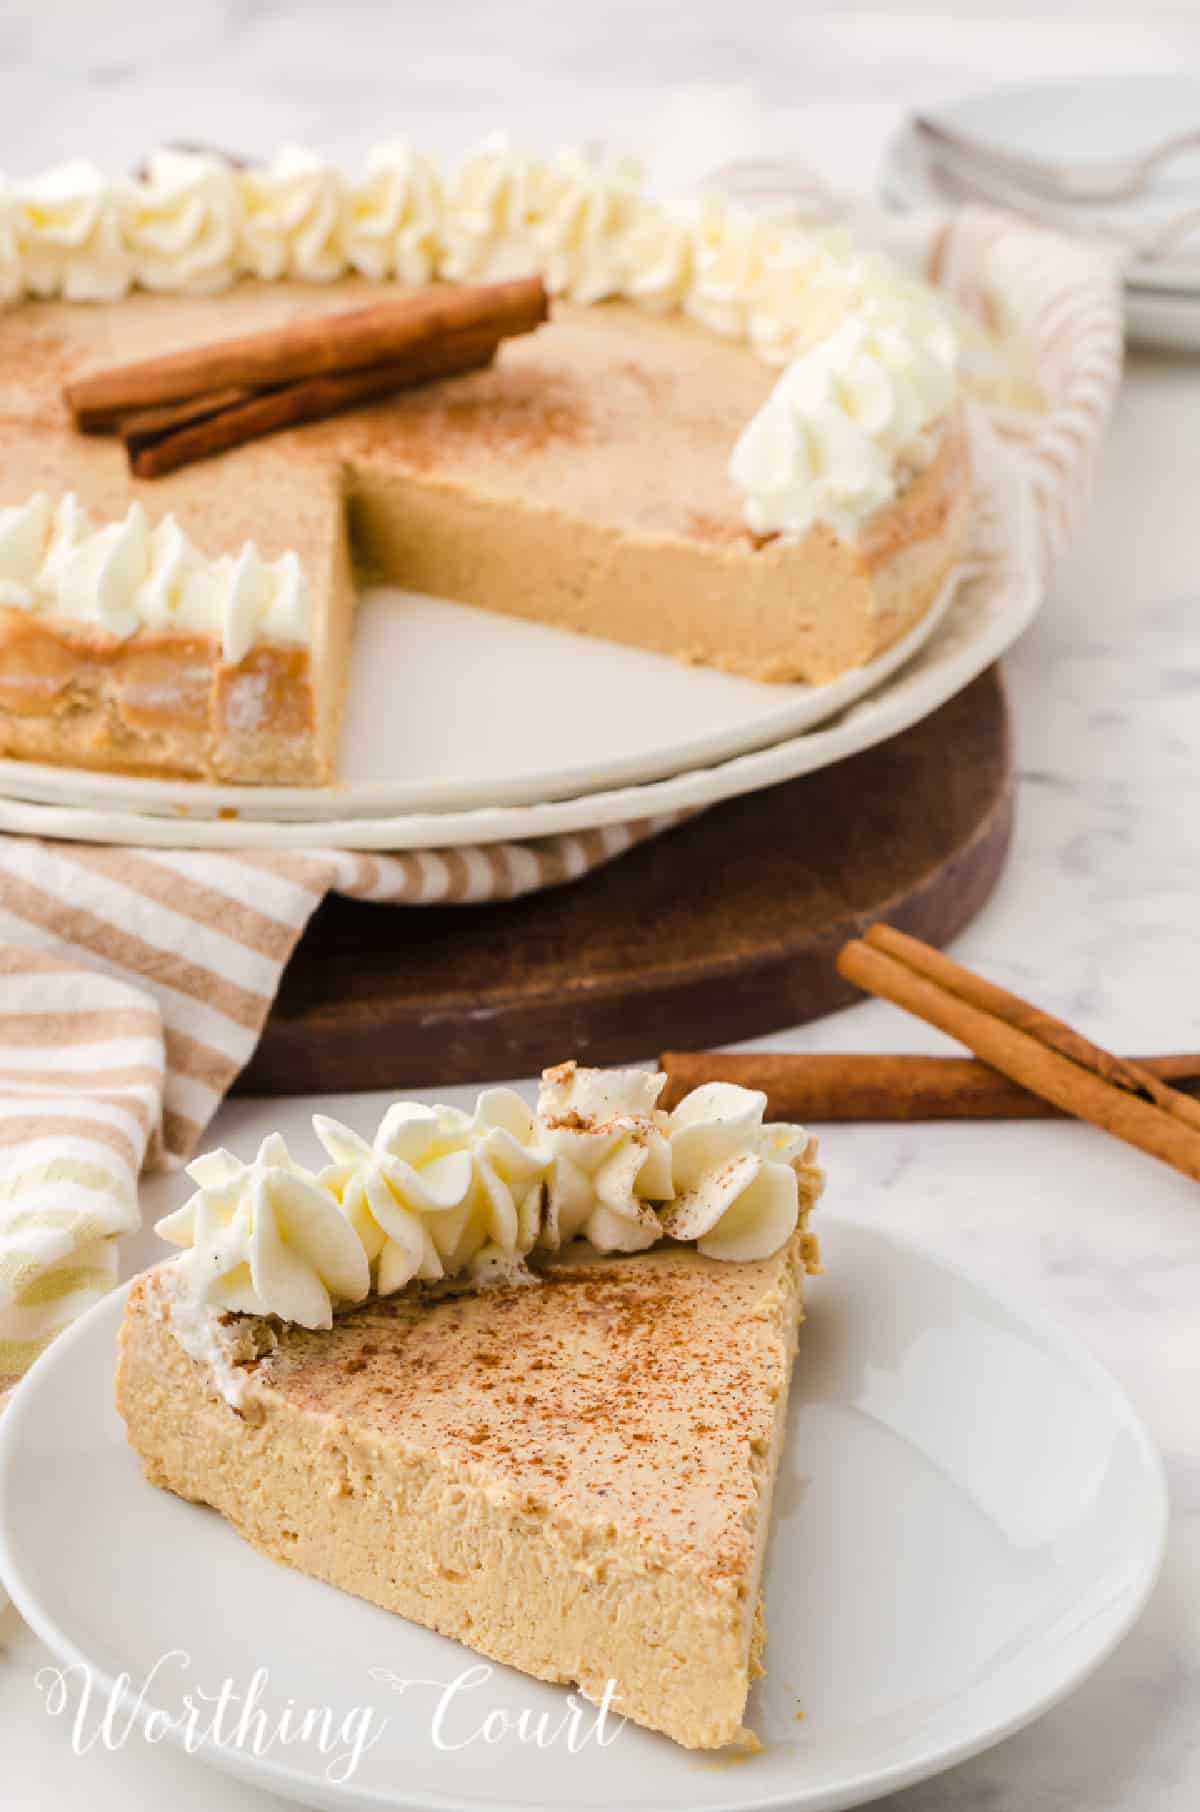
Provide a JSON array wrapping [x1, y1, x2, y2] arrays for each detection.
[[238, 666, 1013, 1095]]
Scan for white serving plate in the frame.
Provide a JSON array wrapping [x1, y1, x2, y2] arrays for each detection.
[[0, 530, 1035, 851], [0, 573, 957, 825], [0, 1214, 1166, 1812], [881, 75, 1200, 309]]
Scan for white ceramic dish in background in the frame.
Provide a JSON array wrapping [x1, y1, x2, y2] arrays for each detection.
[[0, 1215, 1166, 1812], [882, 75, 1200, 314], [1123, 286, 1200, 352], [0, 571, 956, 826]]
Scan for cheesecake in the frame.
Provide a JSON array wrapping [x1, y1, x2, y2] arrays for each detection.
[[118, 1232, 812, 1749], [0, 142, 968, 784], [115, 1063, 824, 1748]]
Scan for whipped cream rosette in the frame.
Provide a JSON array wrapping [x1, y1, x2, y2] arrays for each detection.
[[344, 139, 442, 285], [156, 1132, 370, 1330], [14, 158, 130, 301], [620, 195, 696, 313], [685, 200, 780, 341], [535, 1062, 824, 1260], [728, 302, 958, 541], [747, 232, 860, 366], [315, 1089, 551, 1293], [120, 148, 242, 296], [536, 1062, 673, 1253], [533, 147, 644, 305], [665, 1093, 816, 1261], [0, 492, 58, 610], [658, 1082, 824, 1262], [54, 502, 155, 639], [209, 542, 311, 661], [134, 513, 203, 632], [437, 134, 554, 284], [238, 144, 347, 282]]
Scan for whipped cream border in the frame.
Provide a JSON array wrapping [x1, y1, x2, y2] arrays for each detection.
[[1, 138, 960, 546], [0, 490, 311, 659], [155, 1062, 825, 1353]]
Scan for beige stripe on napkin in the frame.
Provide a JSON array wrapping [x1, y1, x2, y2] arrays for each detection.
[[0, 948, 162, 1390], [0, 822, 689, 1187]]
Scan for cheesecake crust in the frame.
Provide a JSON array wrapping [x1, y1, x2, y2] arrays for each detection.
[[116, 1232, 817, 1749]]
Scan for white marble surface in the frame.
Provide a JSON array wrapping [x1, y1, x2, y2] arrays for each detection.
[[3, 3, 1200, 1808]]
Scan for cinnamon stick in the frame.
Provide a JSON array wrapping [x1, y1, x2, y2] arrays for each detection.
[[658, 1051, 1200, 1122], [125, 326, 501, 478], [66, 275, 548, 427], [835, 926, 1200, 1182], [861, 923, 1200, 1133], [117, 385, 258, 455]]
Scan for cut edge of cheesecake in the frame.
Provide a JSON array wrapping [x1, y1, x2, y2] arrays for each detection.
[[115, 1227, 819, 1750], [349, 409, 969, 692], [0, 478, 353, 784], [0, 408, 966, 784]]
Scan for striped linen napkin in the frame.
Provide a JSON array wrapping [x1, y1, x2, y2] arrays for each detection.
[[0, 205, 1122, 1393], [0, 826, 674, 1390], [0, 946, 159, 1390]]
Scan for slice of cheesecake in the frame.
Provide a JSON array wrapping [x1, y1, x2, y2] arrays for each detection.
[[0, 502, 352, 786], [116, 1229, 816, 1749], [0, 289, 356, 784]]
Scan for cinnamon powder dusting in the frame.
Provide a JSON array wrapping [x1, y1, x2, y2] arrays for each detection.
[[685, 510, 755, 548], [249, 1237, 807, 1584], [348, 367, 590, 469]]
